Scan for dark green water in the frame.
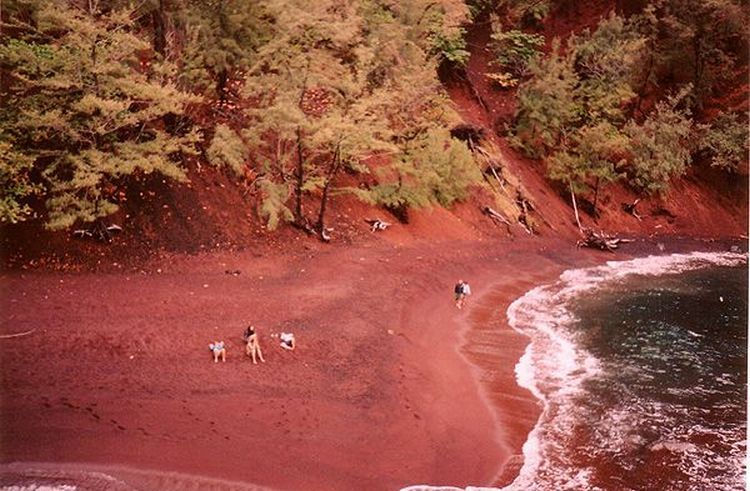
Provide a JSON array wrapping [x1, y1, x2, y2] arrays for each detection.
[[503, 253, 747, 491], [564, 265, 747, 490]]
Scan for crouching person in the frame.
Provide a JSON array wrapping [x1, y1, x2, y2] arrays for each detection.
[[280, 332, 296, 351], [209, 341, 226, 363]]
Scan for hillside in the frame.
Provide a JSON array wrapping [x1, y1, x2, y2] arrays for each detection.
[[0, 0, 747, 271]]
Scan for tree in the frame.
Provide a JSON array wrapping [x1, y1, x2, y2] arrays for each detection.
[[488, 14, 545, 87], [0, 141, 40, 224], [512, 40, 579, 158], [569, 13, 645, 125], [548, 122, 628, 213], [0, 0, 201, 229], [698, 112, 749, 172], [369, 128, 481, 211], [636, 0, 748, 110], [242, 0, 396, 238], [624, 88, 694, 194], [178, 0, 270, 99]]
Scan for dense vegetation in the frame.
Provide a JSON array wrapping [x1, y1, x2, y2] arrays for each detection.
[[1, 0, 480, 237], [498, 0, 749, 210], [1, 0, 747, 236]]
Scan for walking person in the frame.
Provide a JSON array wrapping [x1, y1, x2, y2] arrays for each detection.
[[454, 279, 465, 309], [460, 280, 472, 308], [454, 279, 472, 309]]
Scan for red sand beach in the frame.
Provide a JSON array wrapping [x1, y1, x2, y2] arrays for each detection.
[[0, 236, 727, 490]]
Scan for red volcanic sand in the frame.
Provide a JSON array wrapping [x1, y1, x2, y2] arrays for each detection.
[[0, 237, 703, 490]]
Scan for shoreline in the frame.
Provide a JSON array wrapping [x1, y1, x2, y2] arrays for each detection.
[[1, 236, 745, 490]]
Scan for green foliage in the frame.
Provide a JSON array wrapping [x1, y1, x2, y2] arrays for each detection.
[[430, 28, 471, 66], [257, 179, 293, 230], [513, 14, 647, 160], [518, 0, 550, 28], [405, 1, 471, 67], [547, 122, 628, 195], [699, 112, 749, 172], [242, 0, 398, 229], [369, 129, 482, 208], [633, 0, 748, 109], [207, 124, 247, 175], [0, 0, 201, 229], [624, 89, 694, 194], [570, 13, 645, 125], [512, 40, 579, 158], [179, 0, 271, 96], [0, 141, 40, 223], [416, 130, 482, 206], [488, 17, 545, 86], [242, 0, 466, 232]]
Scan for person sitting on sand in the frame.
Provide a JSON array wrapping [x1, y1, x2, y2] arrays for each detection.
[[279, 332, 296, 351], [244, 326, 265, 364], [209, 341, 226, 363]]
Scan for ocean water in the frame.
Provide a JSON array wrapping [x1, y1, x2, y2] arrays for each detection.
[[404, 251, 748, 491]]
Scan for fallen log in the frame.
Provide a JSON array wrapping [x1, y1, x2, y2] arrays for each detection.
[[364, 218, 391, 232], [481, 206, 513, 236], [577, 229, 634, 252]]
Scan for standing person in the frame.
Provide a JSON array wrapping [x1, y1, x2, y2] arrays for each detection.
[[244, 325, 266, 364], [454, 279, 465, 309]]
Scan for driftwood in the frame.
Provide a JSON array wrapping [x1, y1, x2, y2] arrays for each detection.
[[570, 184, 583, 233], [72, 222, 122, 243], [473, 145, 507, 191], [0, 328, 37, 339], [577, 229, 634, 252], [481, 206, 513, 236], [319, 226, 334, 242], [515, 190, 535, 234], [365, 218, 391, 232], [622, 199, 642, 221]]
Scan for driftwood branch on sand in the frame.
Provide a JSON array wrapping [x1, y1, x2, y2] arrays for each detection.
[[365, 218, 391, 232], [577, 228, 634, 252], [0, 328, 37, 339], [570, 184, 632, 252]]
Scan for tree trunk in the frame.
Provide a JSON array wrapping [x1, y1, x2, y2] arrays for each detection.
[[216, 68, 228, 102], [294, 126, 305, 225], [152, 0, 167, 56], [692, 30, 704, 110], [315, 142, 342, 240], [592, 176, 600, 216], [570, 182, 583, 233]]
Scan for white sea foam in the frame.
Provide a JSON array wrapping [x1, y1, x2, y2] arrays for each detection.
[[401, 250, 747, 491]]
